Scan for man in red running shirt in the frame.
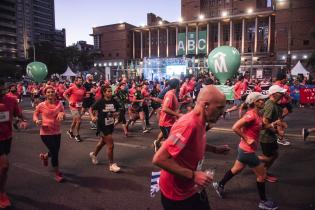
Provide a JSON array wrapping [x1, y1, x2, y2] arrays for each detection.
[[153, 85, 230, 210], [0, 80, 27, 208], [63, 77, 86, 142]]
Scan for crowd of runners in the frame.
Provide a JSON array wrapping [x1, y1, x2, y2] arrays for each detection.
[[0, 71, 314, 210]]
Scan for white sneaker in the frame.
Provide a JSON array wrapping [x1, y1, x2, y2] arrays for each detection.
[[109, 163, 121, 173], [89, 152, 99, 165], [277, 138, 291, 146]]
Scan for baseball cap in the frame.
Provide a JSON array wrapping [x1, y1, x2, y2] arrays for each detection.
[[268, 85, 287, 95], [86, 74, 92, 78], [245, 92, 268, 104]]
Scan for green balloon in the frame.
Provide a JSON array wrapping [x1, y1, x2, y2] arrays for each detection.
[[26, 62, 48, 83], [208, 46, 241, 84]]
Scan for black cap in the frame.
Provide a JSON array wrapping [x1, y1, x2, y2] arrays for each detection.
[[168, 78, 180, 89]]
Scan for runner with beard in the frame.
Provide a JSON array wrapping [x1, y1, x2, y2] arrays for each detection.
[[89, 86, 121, 173], [6, 84, 21, 130], [0, 80, 27, 208], [63, 76, 86, 142], [33, 86, 66, 183]]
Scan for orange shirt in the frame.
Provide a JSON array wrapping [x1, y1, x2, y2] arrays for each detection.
[[64, 85, 86, 110], [33, 101, 64, 135]]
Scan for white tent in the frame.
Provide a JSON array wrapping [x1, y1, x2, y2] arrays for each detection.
[[61, 66, 77, 77], [291, 61, 309, 77]]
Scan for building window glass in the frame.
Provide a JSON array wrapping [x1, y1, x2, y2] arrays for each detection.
[[303, 40, 309, 45]]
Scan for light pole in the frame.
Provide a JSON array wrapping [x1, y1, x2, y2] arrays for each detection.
[[33, 44, 36, 62]]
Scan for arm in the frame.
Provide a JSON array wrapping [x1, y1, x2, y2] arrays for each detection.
[[162, 106, 181, 118], [232, 117, 255, 145], [262, 117, 277, 133], [33, 104, 41, 125], [63, 88, 71, 102]]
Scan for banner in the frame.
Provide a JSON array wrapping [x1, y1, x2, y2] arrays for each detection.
[[177, 33, 186, 56], [216, 85, 234, 101], [300, 86, 315, 104], [177, 31, 207, 55], [198, 31, 207, 54]]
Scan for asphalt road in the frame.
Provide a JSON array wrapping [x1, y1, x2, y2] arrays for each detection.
[[5, 99, 315, 210]]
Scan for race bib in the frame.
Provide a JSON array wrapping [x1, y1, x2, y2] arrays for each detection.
[[105, 117, 114, 126], [76, 102, 83, 108], [125, 104, 129, 109], [0, 111, 10, 122]]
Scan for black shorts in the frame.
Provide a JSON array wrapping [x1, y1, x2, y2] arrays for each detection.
[[280, 103, 293, 113], [118, 109, 127, 124], [0, 138, 12, 156], [161, 191, 211, 210], [260, 141, 278, 157], [83, 98, 95, 109], [98, 125, 114, 136], [151, 103, 161, 110], [160, 126, 171, 139], [131, 104, 143, 113], [237, 147, 260, 168]]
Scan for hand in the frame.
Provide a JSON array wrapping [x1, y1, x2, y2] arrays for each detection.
[[19, 121, 28, 129], [246, 138, 255, 145], [193, 171, 213, 188], [35, 120, 42, 126], [56, 112, 65, 121], [215, 145, 230, 154], [177, 113, 184, 118]]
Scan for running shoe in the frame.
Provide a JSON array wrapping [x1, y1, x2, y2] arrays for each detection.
[[90, 121, 97, 130], [89, 152, 99, 165], [0, 193, 11, 208], [75, 135, 82, 142], [55, 171, 64, 183], [13, 121, 19, 130], [212, 182, 224, 198], [39, 153, 48, 167], [109, 163, 121, 173], [265, 174, 278, 183], [302, 128, 310, 141], [277, 138, 290, 146], [222, 111, 227, 119], [153, 140, 161, 152], [67, 130, 75, 139], [143, 128, 151, 133], [258, 200, 278, 210]]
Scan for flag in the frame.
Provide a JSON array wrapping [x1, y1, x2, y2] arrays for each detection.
[[150, 171, 161, 197]]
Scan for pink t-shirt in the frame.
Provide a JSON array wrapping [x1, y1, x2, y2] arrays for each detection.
[[160, 111, 206, 201], [159, 89, 179, 127], [33, 101, 64, 135], [274, 81, 291, 104], [64, 85, 86, 110], [238, 109, 263, 153]]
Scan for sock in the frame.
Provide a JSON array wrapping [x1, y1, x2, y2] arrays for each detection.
[[219, 170, 235, 187], [257, 182, 267, 201]]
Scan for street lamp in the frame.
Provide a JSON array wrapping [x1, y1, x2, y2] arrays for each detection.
[[247, 8, 253, 14], [158, 20, 163, 25], [221, 11, 228, 17], [199, 14, 205, 20], [178, 17, 183, 23]]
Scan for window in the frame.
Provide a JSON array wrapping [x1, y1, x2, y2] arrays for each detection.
[[108, 53, 112, 57], [303, 40, 309, 46], [116, 53, 119, 57]]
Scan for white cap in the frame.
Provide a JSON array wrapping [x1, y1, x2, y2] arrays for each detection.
[[245, 92, 268, 104], [268, 85, 287, 95]]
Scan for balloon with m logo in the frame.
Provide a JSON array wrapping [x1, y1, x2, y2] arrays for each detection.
[[26, 61, 48, 83], [208, 46, 241, 85]]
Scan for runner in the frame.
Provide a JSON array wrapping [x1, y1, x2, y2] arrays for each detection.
[[212, 92, 278, 210], [0, 80, 27, 208], [82, 74, 96, 130], [114, 82, 129, 136], [63, 76, 86, 142], [33, 86, 66, 183], [154, 78, 181, 152], [89, 85, 121, 173], [259, 85, 287, 183], [152, 85, 230, 210], [141, 82, 151, 128]]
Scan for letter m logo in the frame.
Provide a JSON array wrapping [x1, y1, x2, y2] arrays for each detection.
[[213, 52, 228, 73]]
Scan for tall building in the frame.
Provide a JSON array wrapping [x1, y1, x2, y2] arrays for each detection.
[[1, 0, 65, 61], [0, 0, 17, 59]]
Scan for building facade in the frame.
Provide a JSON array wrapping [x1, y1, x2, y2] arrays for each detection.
[[0, 0, 66, 61], [92, 0, 315, 80]]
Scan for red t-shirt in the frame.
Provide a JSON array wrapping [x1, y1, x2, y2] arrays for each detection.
[[33, 101, 64, 135], [0, 95, 21, 141], [159, 90, 179, 127], [159, 111, 206, 201], [6, 92, 19, 102], [95, 87, 102, 101], [238, 109, 263, 153], [128, 87, 136, 102], [141, 88, 150, 106], [64, 85, 86, 110], [273, 81, 291, 104]]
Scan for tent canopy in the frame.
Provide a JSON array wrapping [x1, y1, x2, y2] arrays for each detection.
[[291, 61, 309, 76], [61, 66, 77, 77]]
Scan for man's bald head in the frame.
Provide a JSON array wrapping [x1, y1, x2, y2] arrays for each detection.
[[197, 85, 226, 105]]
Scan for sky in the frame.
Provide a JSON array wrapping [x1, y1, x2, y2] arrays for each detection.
[[55, 0, 181, 46]]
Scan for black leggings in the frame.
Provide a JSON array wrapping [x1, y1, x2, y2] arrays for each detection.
[[40, 134, 61, 167]]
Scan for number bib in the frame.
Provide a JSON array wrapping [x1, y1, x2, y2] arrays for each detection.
[[0, 111, 9, 123], [76, 102, 83, 108], [105, 117, 114, 126]]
